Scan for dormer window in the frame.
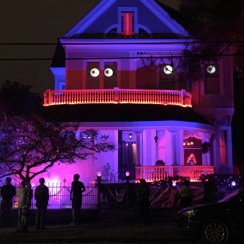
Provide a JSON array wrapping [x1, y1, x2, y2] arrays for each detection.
[[121, 11, 134, 36], [118, 8, 137, 37]]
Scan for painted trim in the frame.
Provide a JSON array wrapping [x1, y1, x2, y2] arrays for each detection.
[[63, 121, 215, 131], [64, 0, 188, 37], [65, 0, 116, 36], [138, 24, 152, 34], [140, 0, 189, 36], [104, 24, 118, 34], [50, 67, 65, 76]]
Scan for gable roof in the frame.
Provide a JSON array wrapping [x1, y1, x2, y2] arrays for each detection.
[[64, 0, 188, 38]]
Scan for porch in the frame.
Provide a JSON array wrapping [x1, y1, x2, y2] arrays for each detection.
[[135, 165, 214, 182]]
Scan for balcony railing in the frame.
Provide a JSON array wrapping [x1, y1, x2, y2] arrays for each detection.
[[43, 88, 192, 107], [135, 165, 214, 182]]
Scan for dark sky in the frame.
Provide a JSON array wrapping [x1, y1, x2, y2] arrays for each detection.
[[0, 0, 179, 95]]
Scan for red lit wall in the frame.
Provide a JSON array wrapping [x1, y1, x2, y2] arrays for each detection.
[[66, 70, 84, 89]]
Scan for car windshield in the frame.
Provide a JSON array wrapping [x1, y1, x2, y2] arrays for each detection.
[[219, 188, 243, 203]]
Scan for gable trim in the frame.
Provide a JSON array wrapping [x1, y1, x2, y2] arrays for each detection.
[[64, 0, 189, 38], [65, 0, 116, 37], [140, 0, 188, 36]]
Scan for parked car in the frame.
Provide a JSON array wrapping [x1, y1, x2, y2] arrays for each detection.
[[177, 188, 244, 244]]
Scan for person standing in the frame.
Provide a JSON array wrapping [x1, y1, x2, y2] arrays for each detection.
[[0, 177, 16, 227], [17, 180, 33, 232], [203, 177, 217, 203], [137, 179, 151, 226], [34, 178, 49, 230], [70, 174, 86, 225], [178, 180, 193, 209]]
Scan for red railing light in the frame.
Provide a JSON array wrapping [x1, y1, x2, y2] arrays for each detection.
[[43, 88, 192, 108], [135, 165, 214, 182]]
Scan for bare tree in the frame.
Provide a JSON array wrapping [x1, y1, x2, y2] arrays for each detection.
[[178, 0, 244, 86], [0, 115, 114, 184]]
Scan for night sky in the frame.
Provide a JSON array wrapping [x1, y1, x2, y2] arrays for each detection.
[[0, 0, 179, 94]]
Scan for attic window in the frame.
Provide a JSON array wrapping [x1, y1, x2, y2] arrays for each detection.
[[121, 11, 134, 36], [118, 8, 137, 37]]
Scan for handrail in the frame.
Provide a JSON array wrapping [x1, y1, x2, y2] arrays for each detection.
[[43, 88, 192, 107], [135, 165, 214, 182]]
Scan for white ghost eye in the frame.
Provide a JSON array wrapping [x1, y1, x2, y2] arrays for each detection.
[[207, 65, 216, 74], [163, 65, 173, 75], [90, 68, 100, 77], [104, 68, 114, 77]]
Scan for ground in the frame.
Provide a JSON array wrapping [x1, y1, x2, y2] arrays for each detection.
[[0, 208, 198, 243]]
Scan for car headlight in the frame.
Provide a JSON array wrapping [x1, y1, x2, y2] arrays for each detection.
[[182, 209, 199, 219]]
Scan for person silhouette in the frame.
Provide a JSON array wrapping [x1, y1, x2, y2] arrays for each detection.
[[70, 174, 86, 225], [34, 178, 49, 230], [137, 179, 151, 226], [178, 180, 193, 209], [0, 177, 16, 227], [17, 180, 33, 232]]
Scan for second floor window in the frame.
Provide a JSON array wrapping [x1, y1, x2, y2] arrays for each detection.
[[87, 61, 118, 89], [204, 63, 220, 94]]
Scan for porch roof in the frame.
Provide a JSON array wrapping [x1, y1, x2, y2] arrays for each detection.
[[43, 104, 212, 125]]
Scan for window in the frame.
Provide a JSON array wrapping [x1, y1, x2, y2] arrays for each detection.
[[87, 62, 100, 89], [121, 11, 134, 36], [118, 8, 137, 37], [204, 63, 220, 94], [183, 137, 202, 165], [86, 61, 118, 89], [104, 62, 117, 89], [159, 64, 176, 90]]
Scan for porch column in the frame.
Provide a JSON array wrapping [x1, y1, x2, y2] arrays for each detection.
[[226, 127, 233, 173], [176, 130, 184, 166], [135, 131, 143, 165], [215, 128, 233, 174], [213, 131, 221, 172], [156, 130, 166, 163], [165, 130, 177, 166], [202, 132, 211, 166]]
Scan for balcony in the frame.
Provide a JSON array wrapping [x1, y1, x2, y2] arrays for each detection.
[[135, 165, 214, 182], [43, 88, 192, 107]]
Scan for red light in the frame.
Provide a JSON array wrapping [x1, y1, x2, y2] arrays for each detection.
[[122, 13, 134, 36]]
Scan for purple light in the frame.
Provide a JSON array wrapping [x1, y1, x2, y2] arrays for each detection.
[[172, 180, 177, 187], [231, 181, 236, 187], [125, 171, 130, 177]]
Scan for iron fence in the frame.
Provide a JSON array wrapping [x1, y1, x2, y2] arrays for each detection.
[[0, 184, 98, 209]]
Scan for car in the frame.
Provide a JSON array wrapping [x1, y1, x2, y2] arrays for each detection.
[[177, 188, 244, 244]]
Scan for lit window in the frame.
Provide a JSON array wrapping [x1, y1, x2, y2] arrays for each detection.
[[90, 68, 100, 77], [104, 68, 114, 77], [206, 65, 216, 74], [121, 11, 134, 36], [163, 65, 173, 75]]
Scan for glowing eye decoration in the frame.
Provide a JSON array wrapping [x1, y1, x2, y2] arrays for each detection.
[[104, 68, 114, 77], [90, 68, 100, 77], [206, 65, 216, 74], [163, 65, 173, 75]]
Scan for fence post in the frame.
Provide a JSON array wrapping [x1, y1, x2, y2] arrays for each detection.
[[97, 172, 102, 214]]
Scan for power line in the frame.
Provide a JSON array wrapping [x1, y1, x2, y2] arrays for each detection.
[[0, 40, 244, 46], [0, 52, 243, 62]]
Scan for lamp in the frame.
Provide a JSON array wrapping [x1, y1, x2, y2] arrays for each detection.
[[125, 171, 130, 184]]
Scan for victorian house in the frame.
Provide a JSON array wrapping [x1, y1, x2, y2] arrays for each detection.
[[43, 0, 234, 185]]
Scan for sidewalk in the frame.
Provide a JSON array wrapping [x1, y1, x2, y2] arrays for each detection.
[[0, 208, 198, 243]]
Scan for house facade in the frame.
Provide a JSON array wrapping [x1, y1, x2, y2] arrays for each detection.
[[43, 0, 234, 185]]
